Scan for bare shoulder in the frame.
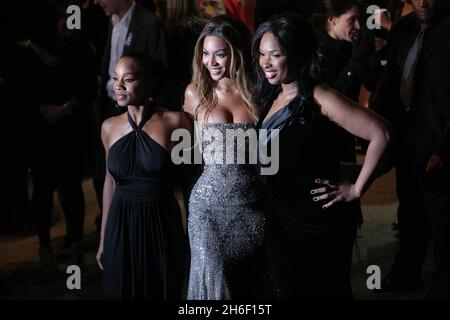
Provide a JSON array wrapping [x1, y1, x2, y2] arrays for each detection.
[[313, 84, 336, 104], [184, 83, 198, 99], [312, 83, 388, 139], [101, 114, 126, 146], [156, 109, 193, 131], [312, 84, 355, 117], [183, 83, 199, 115], [101, 115, 122, 136], [313, 83, 330, 94]]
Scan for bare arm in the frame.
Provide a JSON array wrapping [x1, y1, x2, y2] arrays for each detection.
[[311, 84, 392, 208], [182, 83, 199, 118], [170, 112, 195, 235], [96, 119, 116, 270]]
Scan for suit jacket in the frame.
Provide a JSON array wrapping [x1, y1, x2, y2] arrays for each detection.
[[371, 8, 450, 167], [99, 3, 168, 99]]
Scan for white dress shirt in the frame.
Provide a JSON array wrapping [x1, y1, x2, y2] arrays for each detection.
[[106, 1, 136, 100]]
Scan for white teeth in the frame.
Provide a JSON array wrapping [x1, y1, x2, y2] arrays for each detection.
[[210, 68, 222, 75], [265, 71, 276, 79]]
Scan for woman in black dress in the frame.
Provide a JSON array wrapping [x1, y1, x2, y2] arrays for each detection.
[[96, 52, 192, 299], [312, 0, 380, 163], [253, 14, 392, 299]]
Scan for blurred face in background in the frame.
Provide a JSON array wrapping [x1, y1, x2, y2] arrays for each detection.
[[411, 0, 440, 21], [94, 0, 130, 18], [327, 6, 361, 43], [198, 0, 226, 20]]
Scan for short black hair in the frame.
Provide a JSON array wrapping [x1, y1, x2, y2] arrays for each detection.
[[120, 52, 167, 104], [121, 52, 165, 81]]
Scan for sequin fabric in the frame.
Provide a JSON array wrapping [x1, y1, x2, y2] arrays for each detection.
[[187, 122, 265, 300]]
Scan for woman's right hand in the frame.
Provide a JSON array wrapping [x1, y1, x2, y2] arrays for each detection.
[[96, 243, 104, 270]]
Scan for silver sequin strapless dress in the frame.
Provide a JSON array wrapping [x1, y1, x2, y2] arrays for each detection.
[[187, 122, 265, 300]]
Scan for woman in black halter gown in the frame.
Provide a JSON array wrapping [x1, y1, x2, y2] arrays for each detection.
[[96, 53, 192, 299]]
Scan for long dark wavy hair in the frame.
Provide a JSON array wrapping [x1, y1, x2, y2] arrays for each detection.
[[252, 13, 324, 113]]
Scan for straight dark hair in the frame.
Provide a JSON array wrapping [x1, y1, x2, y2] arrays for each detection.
[[252, 13, 323, 113], [310, 0, 360, 31]]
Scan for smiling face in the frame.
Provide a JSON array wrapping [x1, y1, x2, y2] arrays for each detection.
[[202, 35, 230, 81], [113, 57, 150, 107], [328, 6, 361, 43], [258, 32, 291, 85]]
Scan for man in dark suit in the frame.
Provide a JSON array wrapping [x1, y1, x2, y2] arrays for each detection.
[[92, 0, 169, 229], [371, 0, 450, 298], [94, 0, 168, 120]]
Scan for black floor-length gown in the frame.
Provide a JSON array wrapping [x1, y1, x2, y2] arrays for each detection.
[[260, 98, 359, 299], [102, 112, 188, 299]]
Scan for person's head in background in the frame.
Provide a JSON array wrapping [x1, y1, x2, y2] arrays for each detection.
[[27, 1, 57, 51], [114, 52, 165, 108], [165, 0, 200, 32], [410, 0, 445, 21], [387, 0, 413, 21], [316, 0, 362, 43], [54, 0, 79, 38], [197, 0, 226, 21], [30, 0, 85, 47], [94, 0, 133, 19], [191, 14, 257, 121]]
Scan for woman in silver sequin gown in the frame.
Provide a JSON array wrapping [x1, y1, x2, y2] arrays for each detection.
[[183, 16, 266, 300]]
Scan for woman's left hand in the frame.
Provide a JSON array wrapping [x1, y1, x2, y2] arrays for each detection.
[[311, 179, 361, 209]]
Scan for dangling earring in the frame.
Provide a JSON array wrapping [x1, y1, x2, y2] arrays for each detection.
[[148, 96, 155, 106]]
